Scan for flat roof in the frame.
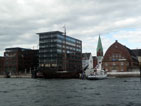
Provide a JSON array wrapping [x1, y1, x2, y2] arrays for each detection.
[[36, 31, 82, 42], [5, 47, 31, 51], [36, 31, 63, 35]]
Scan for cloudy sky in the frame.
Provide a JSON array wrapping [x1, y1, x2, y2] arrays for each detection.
[[0, 0, 141, 56]]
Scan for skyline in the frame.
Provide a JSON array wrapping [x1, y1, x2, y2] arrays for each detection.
[[0, 0, 141, 56]]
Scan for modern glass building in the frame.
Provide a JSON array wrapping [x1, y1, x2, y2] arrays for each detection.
[[37, 31, 82, 78]]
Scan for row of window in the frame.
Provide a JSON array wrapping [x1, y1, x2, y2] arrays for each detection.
[[40, 44, 81, 51], [40, 63, 57, 67], [104, 62, 129, 66], [57, 34, 80, 44], [39, 48, 81, 54], [40, 40, 79, 47], [39, 34, 58, 39], [111, 54, 125, 60]]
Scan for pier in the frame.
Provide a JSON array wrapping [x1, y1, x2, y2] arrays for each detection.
[[107, 71, 140, 77]]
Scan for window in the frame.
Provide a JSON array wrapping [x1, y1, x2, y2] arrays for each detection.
[[105, 63, 108, 66], [52, 64, 57, 67], [121, 62, 124, 66], [113, 62, 116, 66], [57, 49, 62, 53], [57, 34, 65, 39], [45, 64, 50, 67], [121, 68, 124, 71], [40, 64, 44, 67], [57, 44, 62, 48], [112, 54, 115, 59]]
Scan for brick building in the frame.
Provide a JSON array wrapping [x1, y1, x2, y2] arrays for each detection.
[[4, 47, 38, 75], [93, 56, 98, 69], [132, 49, 141, 66], [102, 40, 139, 72], [0, 57, 4, 75]]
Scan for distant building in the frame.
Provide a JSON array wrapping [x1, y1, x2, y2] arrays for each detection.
[[82, 53, 93, 70], [4, 47, 38, 75], [95, 35, 103, 68], [0, 56, 4, 75], [97, 35, 103, 57], [93, 56, 98, 69], [102, 40, 139, 72], [132, 49, 141, 66], [37, 31, 82, 78], [82, 53, 93, 76]]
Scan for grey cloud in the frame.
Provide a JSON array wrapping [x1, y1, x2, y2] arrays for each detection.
[[0, 0, 141, 56]]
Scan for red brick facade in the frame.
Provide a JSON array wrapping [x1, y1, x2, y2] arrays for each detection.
[[102, 41, 139, 72], [0, 57, 4, 74], [4, 48, 38, 75]]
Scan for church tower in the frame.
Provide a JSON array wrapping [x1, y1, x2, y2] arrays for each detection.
[[96, 35, 103, 66], [97, 35, 103, 57]]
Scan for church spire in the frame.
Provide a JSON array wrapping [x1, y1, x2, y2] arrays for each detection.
[[96, 35, 103, 56]]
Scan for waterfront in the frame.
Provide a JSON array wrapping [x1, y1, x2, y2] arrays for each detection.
[[0, 78, 141, 106]]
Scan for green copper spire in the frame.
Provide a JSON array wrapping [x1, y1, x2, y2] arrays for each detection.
[[96, 35, 103, 56]]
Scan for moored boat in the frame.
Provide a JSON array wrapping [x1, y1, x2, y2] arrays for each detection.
[[87, 69, 107, 80]]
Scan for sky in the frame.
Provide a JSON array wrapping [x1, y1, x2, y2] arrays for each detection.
[[0, 0, 141, 56]]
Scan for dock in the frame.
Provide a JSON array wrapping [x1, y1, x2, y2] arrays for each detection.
[[0, 74, 32, 78], [107, 71, 140, 77]]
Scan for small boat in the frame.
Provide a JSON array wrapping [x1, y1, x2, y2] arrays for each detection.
[[87, 61, 107, 80], [87, 69, 107, 80]]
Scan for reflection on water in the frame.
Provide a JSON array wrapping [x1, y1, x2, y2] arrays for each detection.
[[0, 78, 141, 106]]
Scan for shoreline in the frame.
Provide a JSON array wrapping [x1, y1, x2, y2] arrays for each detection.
[[0, 74, 32, 78], [0, 72, 140, 78], [107, 71, 141, 77]]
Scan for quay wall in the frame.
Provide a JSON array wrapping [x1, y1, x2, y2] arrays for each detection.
[[107, 72, 141, 77], [0, 74, 31, 78]]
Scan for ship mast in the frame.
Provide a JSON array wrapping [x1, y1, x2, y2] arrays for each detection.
[[63, 26, 67, 71]]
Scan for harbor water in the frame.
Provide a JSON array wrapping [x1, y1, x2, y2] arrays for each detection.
[[0, 78, 141, 106]]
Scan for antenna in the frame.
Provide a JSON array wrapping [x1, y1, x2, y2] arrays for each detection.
[[63, 25, 66, 35]]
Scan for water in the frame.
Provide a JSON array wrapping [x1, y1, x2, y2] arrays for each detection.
[[0, 78, 141, 106]]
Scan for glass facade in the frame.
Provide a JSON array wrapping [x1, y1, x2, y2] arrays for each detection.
[[38, 31, 82, 72]]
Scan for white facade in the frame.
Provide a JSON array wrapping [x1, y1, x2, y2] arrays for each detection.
[[82, 53, 93, 70], [82, 53, 93, 76]]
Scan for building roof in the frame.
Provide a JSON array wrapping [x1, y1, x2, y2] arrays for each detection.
[[103, 40, 138, 63], [125, 47, 138, 62], [132, 49, 141, 56], [5, 47, 31, 50], [5, 47, 37, 52], [82, 53, 91, 60], [36, 31, 63, 35], [37, 31, 82, 42]]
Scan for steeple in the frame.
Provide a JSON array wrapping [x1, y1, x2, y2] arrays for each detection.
[[96, 35, 103, 56]]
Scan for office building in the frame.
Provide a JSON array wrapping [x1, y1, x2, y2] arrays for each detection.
[[37, 31, 82, 78]]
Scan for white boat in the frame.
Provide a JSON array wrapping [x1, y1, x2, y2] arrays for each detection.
[[87, 61, 107, 80], [87, 69, 107, 80]]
